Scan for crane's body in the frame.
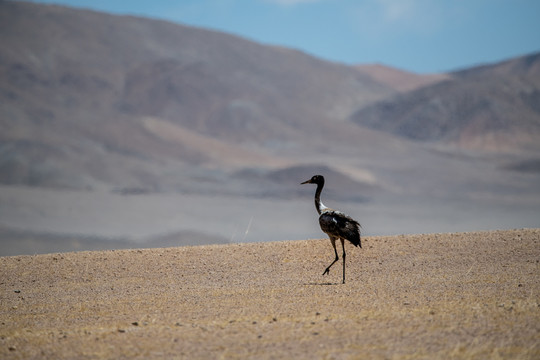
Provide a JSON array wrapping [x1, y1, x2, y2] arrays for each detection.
[[301, 175, 361, 284]]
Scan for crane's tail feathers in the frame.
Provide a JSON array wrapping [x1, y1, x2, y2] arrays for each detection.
[[349, 220, 361, 248], [346, 228, 361, 248], [354, 234, 362, 248]]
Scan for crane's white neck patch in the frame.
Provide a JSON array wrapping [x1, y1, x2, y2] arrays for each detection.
[[318, 202, 329, 213]]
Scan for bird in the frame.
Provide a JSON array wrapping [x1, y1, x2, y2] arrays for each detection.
[[301, 174, 361, 284]]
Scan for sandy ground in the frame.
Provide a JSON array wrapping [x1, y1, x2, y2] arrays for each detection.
[[1, 228, 539, 359]]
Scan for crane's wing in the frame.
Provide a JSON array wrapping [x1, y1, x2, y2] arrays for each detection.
[[319, 210, 361, 247]]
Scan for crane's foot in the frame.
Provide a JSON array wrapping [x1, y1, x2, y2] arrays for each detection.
[[322, 268, 330, 276]]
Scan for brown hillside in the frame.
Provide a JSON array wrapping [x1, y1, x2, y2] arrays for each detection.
[[356, 63, 449, 92], [0, 1, 393, 190], [352, 53, 540, 154]]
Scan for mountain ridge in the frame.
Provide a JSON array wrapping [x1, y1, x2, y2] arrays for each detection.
[[351, 52, 540, 153]]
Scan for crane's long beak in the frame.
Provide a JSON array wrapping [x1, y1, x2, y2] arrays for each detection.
[[301, 179, 312, 185]]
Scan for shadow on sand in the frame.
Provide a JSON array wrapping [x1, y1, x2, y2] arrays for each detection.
[[303, 282, 341, 286]]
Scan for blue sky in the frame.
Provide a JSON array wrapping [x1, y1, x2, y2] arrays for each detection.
[[26, 0, 540, 73]]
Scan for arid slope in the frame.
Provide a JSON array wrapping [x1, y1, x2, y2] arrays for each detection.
[[1, 229, 539, 359]]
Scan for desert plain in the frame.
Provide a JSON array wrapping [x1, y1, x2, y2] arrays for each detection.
[[1, 228, 539, 359]]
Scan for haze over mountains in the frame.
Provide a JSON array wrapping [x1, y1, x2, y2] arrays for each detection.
[[1, 1, 539, 255]]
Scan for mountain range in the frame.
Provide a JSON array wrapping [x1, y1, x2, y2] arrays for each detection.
[[352, 54, 540, 153], [1, 1, 539, 254], [0, 1, 460, 192]]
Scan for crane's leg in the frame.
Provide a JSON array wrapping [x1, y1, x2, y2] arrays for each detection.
[[323, 237, 339, 276], [341, 238, 346, 284]]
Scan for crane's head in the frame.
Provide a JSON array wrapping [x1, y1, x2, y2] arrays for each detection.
[[301, 174, 325, 185]]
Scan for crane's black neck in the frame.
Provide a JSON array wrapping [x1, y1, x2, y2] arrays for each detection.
[[314, 180, 327, 215]]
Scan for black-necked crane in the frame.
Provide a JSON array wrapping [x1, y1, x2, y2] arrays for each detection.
[[301, 175, 361, 284]]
